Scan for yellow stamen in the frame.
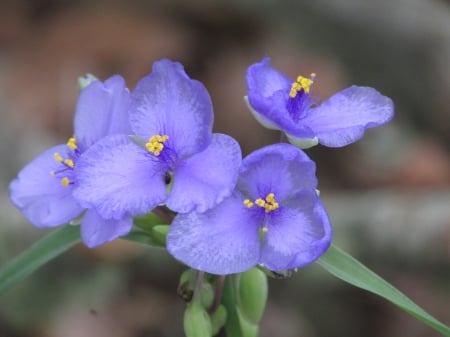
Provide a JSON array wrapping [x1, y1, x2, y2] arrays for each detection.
[[61, 177, 70, 187], [67, 137, 77, 150], [243, 199, 254, 208], [243, 193, 280, 213], [146, 134, 169, 156], [289, 73, 316, 98], [64, 159, 74, 168], [54, 152, 63, 163]]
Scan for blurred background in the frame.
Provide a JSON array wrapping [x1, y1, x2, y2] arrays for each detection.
[[0, 0, 449, 336]]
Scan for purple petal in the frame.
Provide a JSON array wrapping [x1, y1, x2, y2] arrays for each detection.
[[167, 192, 261, 274], [246, 58, 316, 139], [166, 134, 242, 213], [74, 75, 131, 151], [81, 209, 133, 248], [73, 134, 167, 219], [260, 190, 332, 271], [237, 143, 317, 202], [129, 59, 213, 158], [302, 86, 394, 147], [9, 145, 83, 228], [246, 57, 292, 98]]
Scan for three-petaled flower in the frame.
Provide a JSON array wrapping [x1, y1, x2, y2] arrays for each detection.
[[246, 57, 394, 148], [73, 59, 242, 222], [9, 75, 132, 247], [167, 143, 332, 275]]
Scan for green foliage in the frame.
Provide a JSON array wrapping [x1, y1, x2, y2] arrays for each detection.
[[318, 244, 450, 337]]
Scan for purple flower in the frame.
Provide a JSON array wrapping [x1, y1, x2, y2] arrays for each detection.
[[246, 57, 394, 148], [167, 143, 332, 275], [73, 59, 242, 221], [9, 75, 132, 247]]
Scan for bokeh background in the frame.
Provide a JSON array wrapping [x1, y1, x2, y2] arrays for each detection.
[[0, 0, 449, 336]]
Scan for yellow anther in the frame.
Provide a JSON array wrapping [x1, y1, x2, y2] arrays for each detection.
[[243, 199, 254, 208], [289, 73, 316, 98], [245, 193, 280, 213], [64, 159, 74, 168], [61, 177, 70, 187], [265, 193, 275, 203], [67, 137, 77, 150], [255, 198, 265, 207], [261, 226, 268, 233], [146, 134, 169, 156], [54, 152, 63, 163]]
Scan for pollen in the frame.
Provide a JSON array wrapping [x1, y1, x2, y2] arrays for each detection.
[[53, 152, 63, 163], [67, 137, 77, 150], [61, 177, 71, 187], [146, 134, 169, 156], [243, 199, 254, 208], [289, 73, 316, 98], [64, 159, 74, 168], [243, 193, 280, 213]]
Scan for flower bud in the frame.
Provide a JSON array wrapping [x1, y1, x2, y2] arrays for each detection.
[[184, 302, 212, 337], [236, 267, 268, 324], [200, 282, 215, 309], [178, 269, 197, 302], [210, 304, 227, 336]]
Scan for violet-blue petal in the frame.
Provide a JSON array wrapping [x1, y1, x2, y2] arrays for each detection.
[[167, 192, 261, 275], [302, 86, 394, 147], [73, 134, 167, 220], [81, 209, 133, 248], [237, 143, 317, 202], [74, 75, 131, 151], [9, 145, 83, 228], [129, 59, 213, 157], [246, 57, 292, 99], [246, 58, 316, 139], [260, 190, 332, 271], [166, 133, 242, 213]]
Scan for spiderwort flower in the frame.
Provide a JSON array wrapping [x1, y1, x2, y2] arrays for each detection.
[[9, 75, 132, 247], [73, 59, 241, 221], [246, 57, 394, 148], [167, 143, 332, 275]]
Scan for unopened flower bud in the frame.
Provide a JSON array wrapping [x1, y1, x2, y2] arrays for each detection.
[[236, 267, 268, 324], [184, 303, 212, 337], [210, 304, 227, 336]]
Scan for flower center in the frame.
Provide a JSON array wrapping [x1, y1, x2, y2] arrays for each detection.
[[146, 134, 169, 156], [51, 137, 78, 187], [243, 192, 279, 213], [289, 73, 316, 98], [286, 73, 315, 122]]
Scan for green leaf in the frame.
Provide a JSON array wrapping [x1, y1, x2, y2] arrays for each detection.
[[0, 225, 81, 295], [222, 276, 244, 337], [318, 244, 450, 337], [122, 228, 165, 248]]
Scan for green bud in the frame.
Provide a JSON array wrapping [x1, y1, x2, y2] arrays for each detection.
[[151, 224, 170, 246], [178, 269, 197, 302], [237, 310, 259, 337], [184, 303, 212, 337], [78, 73, 98, 90], [200, 282, 215, 309], [236, 268, 268, 324], [210, 304, 227, 336]]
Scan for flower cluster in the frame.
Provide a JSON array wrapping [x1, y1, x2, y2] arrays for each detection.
[[9, 57, 394, 274]]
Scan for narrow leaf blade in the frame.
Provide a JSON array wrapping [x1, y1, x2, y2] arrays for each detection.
[[0, 225, 81, 295], [317, 244, 450, 336]]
